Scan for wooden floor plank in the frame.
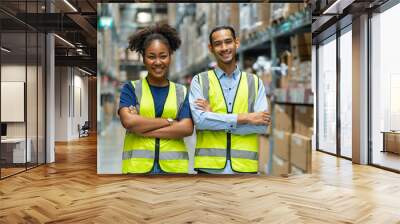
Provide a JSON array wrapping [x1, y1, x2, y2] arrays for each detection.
[[0, 135, 399, 223]]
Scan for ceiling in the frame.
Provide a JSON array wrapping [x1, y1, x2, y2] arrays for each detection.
[[0, 0, 97, 74]]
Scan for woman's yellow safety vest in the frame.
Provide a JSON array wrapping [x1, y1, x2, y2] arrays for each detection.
[[194, 70, 259, 173], [122, 79, 189, 174]]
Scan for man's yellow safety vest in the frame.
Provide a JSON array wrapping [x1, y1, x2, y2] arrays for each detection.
[[122, 79, 189, 174], [194, 70, 259, 173]]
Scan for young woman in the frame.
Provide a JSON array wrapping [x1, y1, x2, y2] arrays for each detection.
[[118, 23, 193, 174]]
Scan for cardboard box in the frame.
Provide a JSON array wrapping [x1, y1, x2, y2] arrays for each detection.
[[258, 135, 270, 174], [239, 3, 252, 33], [230, 3, 240, 35], [291, 33, 312, 61], [217, 3, 239, 33], [294, 106, 314, 137], [274, 88, 289, 102], [273, 129, 291, 161], [257, 3, 271, 26], [280, 75, 290, 89], [272, 154, 290, 176], [271, 3, 303, 22], [274, 104, 294, 132], [290, 133, 312, 172], [270, 3, 285, 21]]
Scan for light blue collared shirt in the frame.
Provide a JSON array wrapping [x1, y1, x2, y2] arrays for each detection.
[[189, 66, 269, 174]]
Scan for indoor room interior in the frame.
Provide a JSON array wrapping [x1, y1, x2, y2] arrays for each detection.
[[0, 1, 399, 223]]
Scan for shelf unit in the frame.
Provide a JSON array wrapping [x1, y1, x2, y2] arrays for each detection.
[[170, 8, 311, 81]]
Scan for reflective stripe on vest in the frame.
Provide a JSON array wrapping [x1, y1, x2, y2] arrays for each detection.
[[194, 70, 259, 173], [122, 78, 189, 174]]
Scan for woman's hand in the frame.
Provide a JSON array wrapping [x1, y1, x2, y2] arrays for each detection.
[[128, 105, 137, 114]]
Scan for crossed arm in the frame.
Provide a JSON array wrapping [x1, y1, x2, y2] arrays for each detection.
[[189, 75, 271, 135], [194, 99, 271, 127], [119, 106, 193, 139]]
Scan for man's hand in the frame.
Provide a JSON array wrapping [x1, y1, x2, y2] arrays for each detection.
[[195, 99, 212, 112], [238, 111, 271, 125]]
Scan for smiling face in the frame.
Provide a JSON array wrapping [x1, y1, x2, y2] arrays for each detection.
[[209, 29, 239, 65], [143, 39, 171, 80]]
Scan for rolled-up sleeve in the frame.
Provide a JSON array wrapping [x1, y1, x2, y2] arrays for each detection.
[[118, 81, 136, 115], [189, 75, 238, 132], [231, 78, 269, 135]]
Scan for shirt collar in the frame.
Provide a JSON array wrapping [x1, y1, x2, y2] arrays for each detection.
[[214, 65, 240, 80]]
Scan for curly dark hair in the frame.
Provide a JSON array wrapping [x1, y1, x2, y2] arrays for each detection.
[[128, 23, 181, 56]]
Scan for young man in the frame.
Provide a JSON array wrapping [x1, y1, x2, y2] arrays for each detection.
[[189, 26, 271, 174]]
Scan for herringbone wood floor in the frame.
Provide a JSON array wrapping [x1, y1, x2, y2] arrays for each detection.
[[1, 135, 400, 224]]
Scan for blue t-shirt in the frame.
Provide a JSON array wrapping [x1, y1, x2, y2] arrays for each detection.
[[119, 80, 191, 120]]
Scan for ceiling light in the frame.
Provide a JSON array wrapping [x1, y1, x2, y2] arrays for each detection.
[[78, 67, 93, 76], [1, 47, 11, 53], [322, 0, 354, 15], [63, 0, 78, 12], [54, 34, 75, 48], [137, 12, 152, 24], [99, 16, 113, 28]]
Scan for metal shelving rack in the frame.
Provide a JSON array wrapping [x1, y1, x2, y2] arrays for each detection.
[[235, 9, 312, 174], [267, 9, 312, 175], [170, 5, 312, 174], [170, 8, 311, 81]]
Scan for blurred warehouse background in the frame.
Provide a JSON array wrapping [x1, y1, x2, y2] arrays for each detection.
[[97, 3, 312, 175]]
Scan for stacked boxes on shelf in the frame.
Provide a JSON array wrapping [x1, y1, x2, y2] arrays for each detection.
[[239, 3, 270, 41], [272, 103, 313, 174], [290, 133, 312, 173], [196, 3, 217, 63], [274, 88, 313, 104], [172, 3, 222, 76], [239, 3, 252, 40], [172, 3, 309, 79], [276, 32, 312, 104], [258, 134, 270, 174], [270, 3, 304, 23], [290, 32, 312, 89], [217, 3, 239, 34], [258, 98, 272, 174], [291, 106, 313, 172], [271, 104, 293, 175], [291, 32, 311, 61], [294, 106, 314, 137]]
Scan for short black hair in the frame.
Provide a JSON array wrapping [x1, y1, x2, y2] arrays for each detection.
[[209, 26, 236, 45], [128, 23, 181, 56]]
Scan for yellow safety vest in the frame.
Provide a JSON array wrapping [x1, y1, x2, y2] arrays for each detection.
[[122, 79, 189, 174], [194, 70, 259, 173]]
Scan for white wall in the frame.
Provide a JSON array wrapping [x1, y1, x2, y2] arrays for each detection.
[[54, 67, 89, 141], [1, 64, 46, 164], [1, 65, 39, 138], [54, 66, 68, 141]]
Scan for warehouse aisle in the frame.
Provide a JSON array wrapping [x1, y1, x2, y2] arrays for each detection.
[[1, 136, 400, 223]]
